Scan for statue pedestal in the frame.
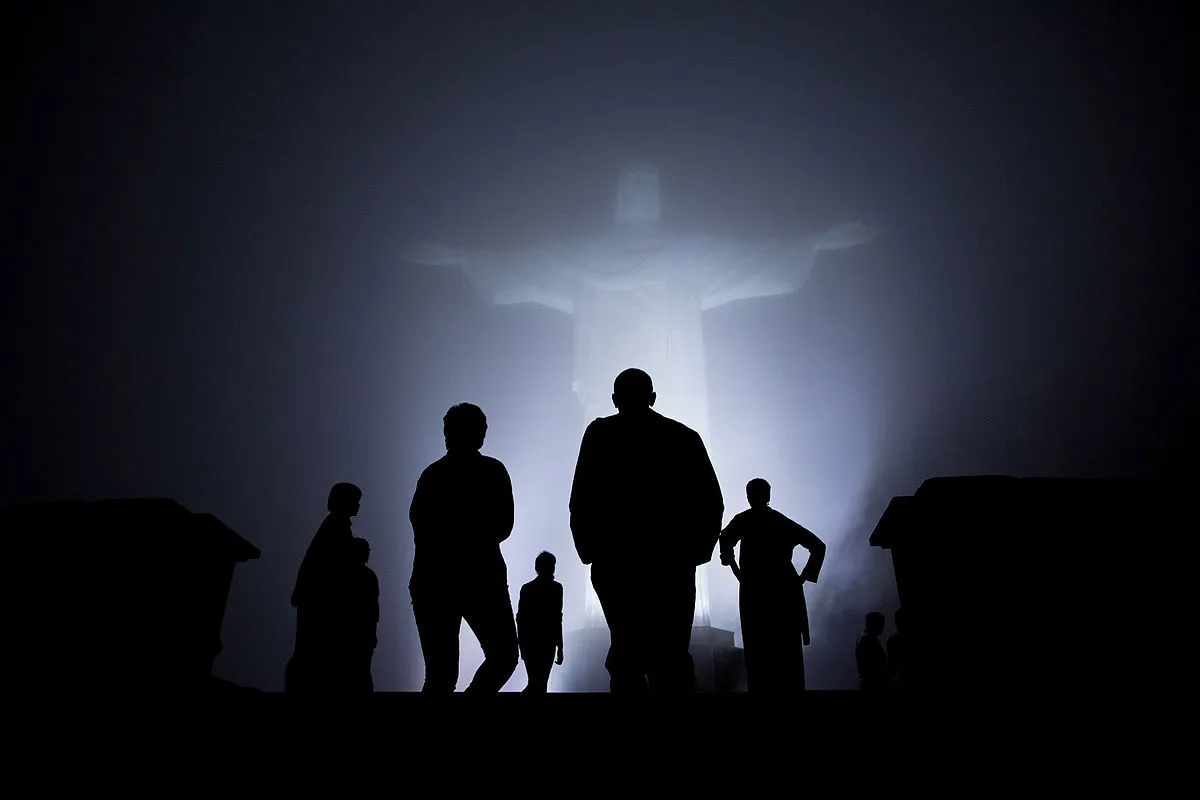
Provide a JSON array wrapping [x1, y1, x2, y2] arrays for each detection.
[[557, 624, 745, 693]]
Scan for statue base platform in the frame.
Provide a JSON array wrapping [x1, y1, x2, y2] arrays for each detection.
[[557, 624, 745, 693]]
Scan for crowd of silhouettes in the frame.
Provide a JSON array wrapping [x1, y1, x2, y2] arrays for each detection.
[[284, 367, 889, 696]]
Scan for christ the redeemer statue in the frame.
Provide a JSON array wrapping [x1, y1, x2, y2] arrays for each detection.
[[404, 161, 880, 628]]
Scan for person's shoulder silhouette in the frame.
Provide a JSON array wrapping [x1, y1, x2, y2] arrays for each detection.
[[410, 403, 515, 564], [292, 482, 362, 609]]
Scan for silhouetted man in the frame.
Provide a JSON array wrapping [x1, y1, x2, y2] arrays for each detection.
[[856, 611, 889, 691], [887, 607, 906, 688], [570, 368, 724, 695], [719, 477, 826, 694], [286, 482, 362, 694], [409, 403, 519, 693], [350, 537, 380, 692], [517, 551, 565, 693]]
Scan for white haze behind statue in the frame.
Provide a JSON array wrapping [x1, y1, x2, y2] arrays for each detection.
[[403, 164, 890, 691], [442, 295, 886, 693]]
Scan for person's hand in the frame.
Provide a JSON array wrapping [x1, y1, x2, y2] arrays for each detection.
[[556, 647, 564, 665]]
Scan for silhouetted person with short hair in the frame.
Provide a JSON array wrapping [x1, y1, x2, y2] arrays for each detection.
[[856, 611, 889, 691], [517, 551, 565, 693], [570, 368, 724, 695], [409, 403, 519, 693], [719, 477, 826, 694], [285, 482, 362, 694], [887, 607, 907, 688], [349, 536, 380, 692]]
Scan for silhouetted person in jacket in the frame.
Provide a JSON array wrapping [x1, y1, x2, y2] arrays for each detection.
[[285, 482, 362, 694], [349, 536, 380, 692], [570, 368, 724, 695], [409, 403, 519, 693], [517, 551, 565, 693], [856, 611, 889, 691], [719, 478, 826, 694]]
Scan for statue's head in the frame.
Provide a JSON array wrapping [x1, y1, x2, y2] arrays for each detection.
[[614, 161, 661, 227]]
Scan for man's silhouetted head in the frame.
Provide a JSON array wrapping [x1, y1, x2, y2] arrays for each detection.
[[535, 551, 556, 578], [865, 611, 886, 636], [328, 482, 362, 517], [746, 478, 771, 508], [612, 368, 656, 412], [444, 403, 487, 452], [352, 537, 371, 565]]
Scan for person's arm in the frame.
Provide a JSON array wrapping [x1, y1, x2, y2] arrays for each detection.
[[555, 582, 565, 664], [569, 422, 601, 565], [408, 470, 429, 544], [789, 518, 827, 583], [290, 518, 339, 608], [718, 516, 742, 569], [495, 462, 515, 544], [516, 586, 527, 654], [690, 431, 725, 566]]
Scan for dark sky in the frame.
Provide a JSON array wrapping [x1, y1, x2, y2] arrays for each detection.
[[7, 1, 1195, 690]]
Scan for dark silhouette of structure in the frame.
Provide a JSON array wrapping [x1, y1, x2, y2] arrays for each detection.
[[569, 368, 725, 695], [409, 403, 519, 693], [869, 475, 1179, 693], [1, 497, 260, 693], [286, 482, 362, 694], [719, 477, 826, 693], [350, 536, 380, 693], [855, 611, 889, 691], [517, 551, 565, 693], [887, 608, 907, 687]]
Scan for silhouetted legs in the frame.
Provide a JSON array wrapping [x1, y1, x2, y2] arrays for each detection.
[[411, 581, 518, 694], [412, 590, 462, 693], [741, 582, 805, 694], [285, 606, 348, 694], [462, 583, 519, 693], [592, 563, 696, 695], [522, 647, 555, 693]]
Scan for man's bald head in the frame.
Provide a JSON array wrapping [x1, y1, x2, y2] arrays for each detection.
[[612, 368, 656, 411]]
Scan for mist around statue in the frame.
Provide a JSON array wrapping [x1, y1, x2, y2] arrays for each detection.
[[402, 162, 881, 689]]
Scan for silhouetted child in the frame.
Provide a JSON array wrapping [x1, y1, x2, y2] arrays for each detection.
[[350, 537, 380, 692], [887, 607, 906, 688], [855, 611, 889, 691], [286, 482, 362, 694], [719, 478, 826, 693], [517, 551, 564, 693]]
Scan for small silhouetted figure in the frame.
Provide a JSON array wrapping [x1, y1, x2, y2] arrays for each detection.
[[409, 403, 519, 693], [719, 478, 826, 694], [887, 607, 906, 688], [349, 537, 380, 692], [856, 611, 889, 691], [517, 551, 565, 693], [286, 482, 362, 694], [570, 368, 724, 695]]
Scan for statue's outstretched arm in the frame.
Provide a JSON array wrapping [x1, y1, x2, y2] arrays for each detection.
[[811, 221, 883, 252], [401, 241, 574, 314], [698, 222, 882, 311]]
